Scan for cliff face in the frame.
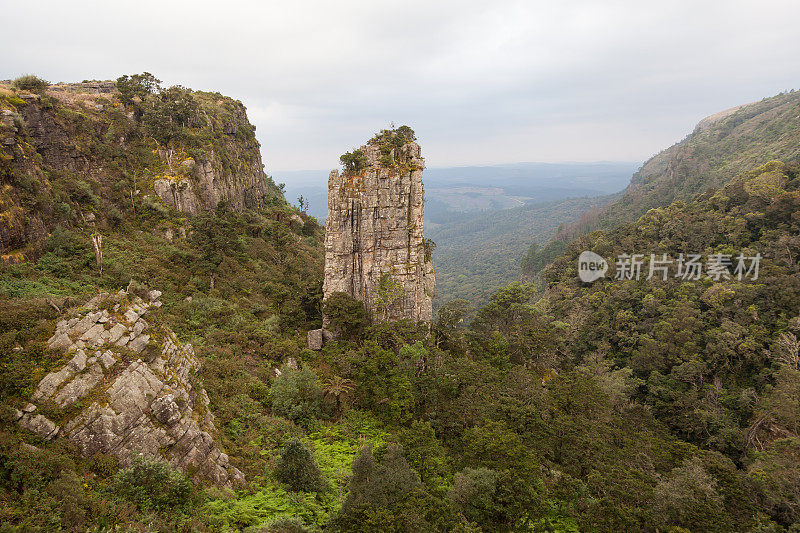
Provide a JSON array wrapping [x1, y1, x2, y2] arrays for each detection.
[[150, 100, 271, 216], [16, 287, 244, 488], [323, 135, 434, 324], [0, 79, 278, 258]]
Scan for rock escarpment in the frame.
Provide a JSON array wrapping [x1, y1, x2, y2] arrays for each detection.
[[15, 288, 244, 488], [0, 79, 278, 257], [150, 99, 271, 216], [322, 130, 435, 327]]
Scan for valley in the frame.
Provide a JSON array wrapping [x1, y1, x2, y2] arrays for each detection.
[[0, 63, 798, 533]]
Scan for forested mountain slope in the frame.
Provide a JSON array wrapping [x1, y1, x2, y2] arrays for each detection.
[[0, 75, 327, 530], [427, 195, 608, 309], [605, 90, 800, 229], [2, 74, 799, 533], [526, 160, 800, 529], [0, 75, 282, 262], [523, 90, 800, 277]]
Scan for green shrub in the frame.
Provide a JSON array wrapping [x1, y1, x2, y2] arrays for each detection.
[[301, 218, 318, 237], [65, 178, 99, 206], [89, 453, 119, 478], [654, 457, 724, 531], [111, 454, 193, 512], [48, 470, 88, 529], [339, 149, 366, 174], [398, 420, 448, 485], [323, 292, 370, 341], [46, 225, 88, 257], [269, 367, 329, 425], [275, 438, 325, 493], [333, 444, 429, 531], [116, 72, 161, 103], [11, 112, 25, 131], [254, 516, 309, 532], [141, 195, 170, 218], [448, 467, 498, 525], [12, 74, 49, 94]]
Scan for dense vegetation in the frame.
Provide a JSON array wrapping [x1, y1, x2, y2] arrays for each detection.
[[526, 160, 800, 530], [0, 72, 281, 259], [1, 76, 799, 532], [427, 196, 606, 309], [339, 125, 418, 174]]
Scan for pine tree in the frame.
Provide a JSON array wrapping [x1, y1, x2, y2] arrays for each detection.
[[275, 438, 325, 493]]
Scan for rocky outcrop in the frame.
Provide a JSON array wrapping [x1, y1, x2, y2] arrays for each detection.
[[16, 288, 244, 488], [322, 133, 435, 327], [151, 99, 272, 215], [47, 81, 117, 94], [0, 79, 278, 256]]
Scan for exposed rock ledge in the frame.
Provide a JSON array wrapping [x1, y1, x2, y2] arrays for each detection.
[[15, 288, 244, 488]]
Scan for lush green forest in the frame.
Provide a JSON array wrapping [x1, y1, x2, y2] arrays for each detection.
[[428, 196, 608, 310], [1, 75, 800, 532]]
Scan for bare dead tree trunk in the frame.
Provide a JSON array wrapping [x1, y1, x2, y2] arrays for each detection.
[[91, 233, 103, 273], [46, 298, 61, 313], [131, 171, 137, 217]]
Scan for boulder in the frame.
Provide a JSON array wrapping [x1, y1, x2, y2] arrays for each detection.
[[307, 329, 323, 350], [115, 334, 130, 347], [19, 413, 59, 440], [307, 328, 333, 350], [151, 394, 183, 426], [107, 323, 126, 343], [132, 318, 148, 337], [80, 323, 106, 345], [100, 350, 116, 369], [53, 364, 104, 408], [72, 311, 102, 337], [32, 366, 74, 402], [128, 334, 150, 354], [47, 332, 72, 350], [180, 158, 196, 172], [67, 349, 88, 372]]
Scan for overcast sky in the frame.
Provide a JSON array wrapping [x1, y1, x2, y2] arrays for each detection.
[[2, 0, 799, 173]]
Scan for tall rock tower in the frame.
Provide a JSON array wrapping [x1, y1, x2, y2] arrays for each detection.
[[323, 127, 435, 325]]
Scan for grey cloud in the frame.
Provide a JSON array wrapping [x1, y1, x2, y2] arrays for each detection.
[[1, 0, 798, 170]]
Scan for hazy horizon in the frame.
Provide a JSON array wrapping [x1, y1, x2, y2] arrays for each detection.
[[271, 159, 642, 185]]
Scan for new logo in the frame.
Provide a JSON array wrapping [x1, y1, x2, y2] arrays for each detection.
[[578, 251, 607, 283]]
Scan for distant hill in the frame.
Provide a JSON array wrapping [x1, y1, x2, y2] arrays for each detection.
[[523, 90, 800, 277], [276, 161, 638, 222], [427, 195, 610, 309], [278, 162, 637, 308], [602, 91, 800, 230]]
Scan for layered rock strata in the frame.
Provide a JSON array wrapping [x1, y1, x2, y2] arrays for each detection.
[[15, 289, 244, 488], [322, 137, 435, 326]]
